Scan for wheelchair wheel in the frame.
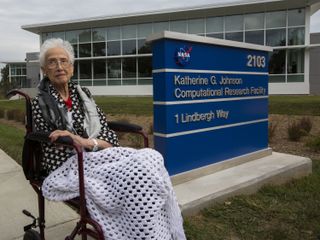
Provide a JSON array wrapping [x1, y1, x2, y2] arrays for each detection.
[[23, 229, 41, 240]]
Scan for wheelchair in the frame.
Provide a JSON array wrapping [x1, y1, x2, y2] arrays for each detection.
[[7, 89, 149, 240]]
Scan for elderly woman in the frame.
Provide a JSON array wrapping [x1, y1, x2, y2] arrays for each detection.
[[32, 38, 186, 240]]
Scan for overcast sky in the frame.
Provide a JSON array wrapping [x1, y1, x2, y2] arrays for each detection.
[[0, 0, 320, 67]]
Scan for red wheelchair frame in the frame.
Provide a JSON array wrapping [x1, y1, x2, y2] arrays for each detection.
[[7, 89, 149, 240]]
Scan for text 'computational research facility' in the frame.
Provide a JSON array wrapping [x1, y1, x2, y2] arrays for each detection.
[[17, 0, 320, 96]]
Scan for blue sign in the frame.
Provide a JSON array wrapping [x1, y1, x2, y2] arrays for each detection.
[[148, 31, 272, 176]]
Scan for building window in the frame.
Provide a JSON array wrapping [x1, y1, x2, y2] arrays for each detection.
[[93, 59, 106, 79], [107, 41, 121, 56], [188, 19, 205, 35], [244, 13, 264, 30], [79, 29, 91, 43], [269, 50, 285, 74], [266, 11, 286, 28], [122, 25, 136, 39], [72, 60, 78, 80], [122, 58, 136, 78], [138, 23, 153, 38], [107, 58, 121, 79], [79, 60, 92, 79], [288, 9, 305, 27], [206, 17, 223, 34], [225, 32, 243, 42], [107, 26, 121, 40], [287, 49, 304, 74], [65, 30, 79, 44], [225, 15, 243, 32], [138, 39, 151, 54], [93, 42, 106, 56], [170, 20, 187, 33], [79, 43, 91, 57], [206, 33, 223, 39], [288, 27, 305, 45], [153, 22, 169, 33], [52, 31, 65, 39], [245, 30, 264, 45], [138, 57, 152, 78], [266, 29, 286, 46], [122, 39, 136, 55], [92, 28, 106, 42]]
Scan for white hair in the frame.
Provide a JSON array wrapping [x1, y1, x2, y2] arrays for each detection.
[[39, 38, 75, 67]]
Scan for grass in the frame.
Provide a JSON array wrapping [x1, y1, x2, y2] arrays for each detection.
[[184, 160, 320, 239], [269, 95, 320, 115]]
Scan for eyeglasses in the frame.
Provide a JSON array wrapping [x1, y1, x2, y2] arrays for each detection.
[[46, 58, 72, 69]]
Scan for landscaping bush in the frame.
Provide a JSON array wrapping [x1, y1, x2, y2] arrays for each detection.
[[306, 136, 320, 152], [299, 117, 312, 135], [287, 121, 304, 141]]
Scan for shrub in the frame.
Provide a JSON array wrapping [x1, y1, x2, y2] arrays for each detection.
[[306, 136, 320, 152], [148, 123, 154, 135], [298, 117, 312, 135], [287, 121, 304, 141], [128, 134, 143, 148]]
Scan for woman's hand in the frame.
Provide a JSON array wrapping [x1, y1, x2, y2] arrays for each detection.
[[49, 130, 113, 151]]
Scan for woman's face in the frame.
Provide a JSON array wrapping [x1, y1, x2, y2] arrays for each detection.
[[42, 47, 74, 87]]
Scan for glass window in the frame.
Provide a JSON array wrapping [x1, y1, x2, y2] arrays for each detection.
[[287, 49, 304, 74], [138, 39, 151, 54], [225, 32, 243, 42], [93, 80, 107, 86], [10, 68, 16, 75], [206, 33, 224, 39], [122, 58, 136, 78], [93, 59, 106, 79], [72, 61, 78, 80], [153, 22, 169, 33], [138, 78, 152, 85], [266, 29, 286, 46], [245, 30, 264, 45], [188, 19, 205, 34], [93, 42, 106, 56], [225, 15, 243, 32], [122, 25, 136, 39], [244, 13, 264, 30], [108, 79, 121, 85], [107, 26, 120, 40], [269, 75, 286, 83], [92, 28, 106, 42], [107, 41, 121, 56], [79, 80, 92, 86], [266, 11, 286, 28], [79, 29, 91, 43], [287, 75, 304, 82], [288, 9, 305, 27], [269, 50, 285, 74], [66, 30, 79, 44], [206, 17, 223, 33], [79, 43, 91, 57], [42, 32, 52, 42], [138, 57, 152, 78], [288, 27, 305, 45], [170, 20, 187, 33], [138, 23, 153, 38], [72, 44, 78, 58], [52, 31, 65, 39], [79, 60, 92, 79], [122, 79, 137, 85], [107, 58, 121, 78], [122, 39, 136, 55]]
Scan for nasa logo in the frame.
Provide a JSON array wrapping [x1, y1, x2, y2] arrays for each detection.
[[175, 46, 192, 66]]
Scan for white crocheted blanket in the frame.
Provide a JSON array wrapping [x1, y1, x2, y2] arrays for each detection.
[[42, 147, 186, 240]]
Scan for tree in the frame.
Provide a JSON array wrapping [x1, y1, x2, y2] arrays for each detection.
[[0, 64, 13, 98]]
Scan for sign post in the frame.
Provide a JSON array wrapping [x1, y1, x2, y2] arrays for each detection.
[[147, 31, 273, 176]]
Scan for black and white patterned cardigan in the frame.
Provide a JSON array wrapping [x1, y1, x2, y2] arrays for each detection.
[[31, 81, 119, 174]]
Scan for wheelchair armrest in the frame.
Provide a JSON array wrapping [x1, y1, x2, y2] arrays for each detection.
[[108, 121, 142, 133], [26, 132, 74, 146]]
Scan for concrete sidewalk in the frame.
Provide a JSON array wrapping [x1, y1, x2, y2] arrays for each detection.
[[0, 148, 312, 239]]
